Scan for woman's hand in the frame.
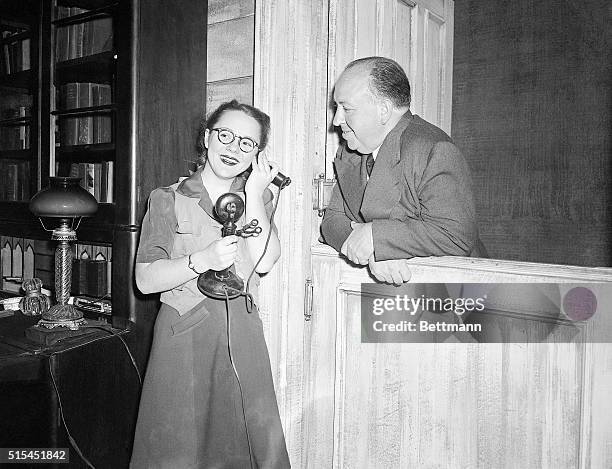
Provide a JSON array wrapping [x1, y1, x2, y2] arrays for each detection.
[[190, 235, 238, 272], [245, 152, 279, 197]]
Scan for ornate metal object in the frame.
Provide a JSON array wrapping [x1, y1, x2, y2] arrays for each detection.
[[197, 193, 261, 300]]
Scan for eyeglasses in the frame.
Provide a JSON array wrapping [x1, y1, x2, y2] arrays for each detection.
[[212, 128, 259, 153]]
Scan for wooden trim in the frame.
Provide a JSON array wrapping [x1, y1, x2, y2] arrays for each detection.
[[311, 242, 612, 281]]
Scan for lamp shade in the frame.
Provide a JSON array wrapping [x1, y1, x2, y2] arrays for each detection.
[[29, 177, 98, 218]]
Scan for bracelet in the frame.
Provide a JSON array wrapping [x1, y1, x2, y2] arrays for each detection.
[[187, 254, 203, 274]]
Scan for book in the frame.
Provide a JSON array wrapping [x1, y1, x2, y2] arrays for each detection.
[[89, 17, 113, 55], [92, 83, 112, 143], [105, 160, 113, 202], [85, 162, 95, 195], [77, 82, 93, 144], [21, 38, 30, 70], [55, 25, 69, 62], [5, 162, 19, 201], [17, 160, 29, 200], [59, 82, 79, 145], [86, 259, 108, 298], [55, 6, 71, 62], [93, 162, 102, 200]]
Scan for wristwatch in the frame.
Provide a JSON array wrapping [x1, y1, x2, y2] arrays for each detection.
[[187, 254, 203, 274]]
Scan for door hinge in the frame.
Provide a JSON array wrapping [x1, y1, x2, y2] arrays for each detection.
[[312, 174, 336, 217], [304, 278, 313, 321]]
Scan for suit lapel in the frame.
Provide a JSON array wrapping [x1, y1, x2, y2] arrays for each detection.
[[334, 146, 367, 221], [361, 112, 414, 221]]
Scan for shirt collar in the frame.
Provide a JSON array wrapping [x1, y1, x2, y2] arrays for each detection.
[[371, 146, 381, 161], [176, 166, 247, 198], [176, 166, 248, 219]]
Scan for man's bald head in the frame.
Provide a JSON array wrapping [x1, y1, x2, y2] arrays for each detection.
[[343, 57, 411, 110]]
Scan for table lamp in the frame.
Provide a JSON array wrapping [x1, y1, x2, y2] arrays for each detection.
[[29, 176, 98, 330]]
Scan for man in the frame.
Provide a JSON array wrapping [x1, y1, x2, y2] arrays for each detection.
[[321, 57, 486, 284]]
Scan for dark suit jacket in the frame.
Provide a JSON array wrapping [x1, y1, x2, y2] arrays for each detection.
[[321, 111, 486, 260]]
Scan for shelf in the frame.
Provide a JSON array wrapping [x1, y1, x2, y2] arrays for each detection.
[[53, 104, 115, 117], [0, 149, 32, 160], [0, 31, 31, 45], [0, 70, 32, 90], [53, 4, 115, 26], [55, 51, 115, 85], [57, 0, 117, 12], [55, 143, 115, 163], [0, 116, 32, 126]]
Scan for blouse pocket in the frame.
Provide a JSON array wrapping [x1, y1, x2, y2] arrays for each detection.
[[171, 299, 212, 337], [175, 219, 200, 256], [176, 219, 194, 234]]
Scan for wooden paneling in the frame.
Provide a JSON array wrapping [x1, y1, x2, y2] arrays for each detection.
[[208, 0, 254, 24], [254, 1, 330, 466], [409, 2, 453, 131], [452, 0, 611, 266], [206, 2, 254, 114], [136, 0, 208, 214], [207, 16, 254, 83], [422, 12, 443, 125], [308, 243, 612, 468], [206, 76, 253, 110]]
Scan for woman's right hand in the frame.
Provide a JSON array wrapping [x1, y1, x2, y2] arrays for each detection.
[[190, 235, 238, 272]]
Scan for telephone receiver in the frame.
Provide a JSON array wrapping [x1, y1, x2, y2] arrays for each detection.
[[242, 157, 291, 189]]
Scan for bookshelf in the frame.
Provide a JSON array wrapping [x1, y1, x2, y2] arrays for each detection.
[[0, 0, 38, 205], [0, 0, 208, 343]]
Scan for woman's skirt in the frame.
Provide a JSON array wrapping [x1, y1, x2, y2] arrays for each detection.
[[130, 295, 290, 469]]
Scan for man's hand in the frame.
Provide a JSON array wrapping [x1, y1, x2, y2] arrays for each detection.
[[368, 257, 412, 285], [340, 221, 374, 265]]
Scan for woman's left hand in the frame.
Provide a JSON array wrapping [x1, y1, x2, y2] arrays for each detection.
[[245, 152, 279, 197]]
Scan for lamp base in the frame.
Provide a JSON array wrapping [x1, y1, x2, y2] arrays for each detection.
[[197, 270, 244, 300], [37, 303, 87, 330]]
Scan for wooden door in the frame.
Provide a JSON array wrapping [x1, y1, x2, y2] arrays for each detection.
[[305, 0, 457, 466], [305, 253, 612, 468]]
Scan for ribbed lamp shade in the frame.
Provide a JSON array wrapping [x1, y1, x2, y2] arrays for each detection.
[[29, 177, 98, 218]]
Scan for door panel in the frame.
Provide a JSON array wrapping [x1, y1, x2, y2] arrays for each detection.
[[308, 245, 612, 468]]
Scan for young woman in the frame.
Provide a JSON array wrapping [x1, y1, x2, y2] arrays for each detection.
[[130, 101, 290, 468]]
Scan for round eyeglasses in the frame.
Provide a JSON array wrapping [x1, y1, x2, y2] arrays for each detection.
[[212, 128, 259, 153]]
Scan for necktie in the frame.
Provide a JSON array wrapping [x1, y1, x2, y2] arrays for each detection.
[[365, 153, 374, 177]]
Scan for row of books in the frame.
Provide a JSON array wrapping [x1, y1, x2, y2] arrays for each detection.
[[72, 242, 112, 298], [0, 159, 29, 201], [0, 123, 30, 150], [1, 30, 30, 75], [0, 236, 112, 298], [58, 82, 112, 145], [55, 7, 113, 62], [69, 161, 114, 203]]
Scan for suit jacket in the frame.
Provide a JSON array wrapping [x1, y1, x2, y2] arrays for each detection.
[[321, 111, 486, 260]]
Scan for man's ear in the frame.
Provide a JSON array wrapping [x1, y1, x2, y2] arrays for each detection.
[[378, 99, 394, 125], [204, 128, 210, 149]]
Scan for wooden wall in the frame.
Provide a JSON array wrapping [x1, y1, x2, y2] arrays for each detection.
[[206, 0, 255, 112], [452, 0, 611, 267]]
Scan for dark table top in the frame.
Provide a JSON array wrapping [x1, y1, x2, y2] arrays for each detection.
[[0, 311, 131, 381]]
